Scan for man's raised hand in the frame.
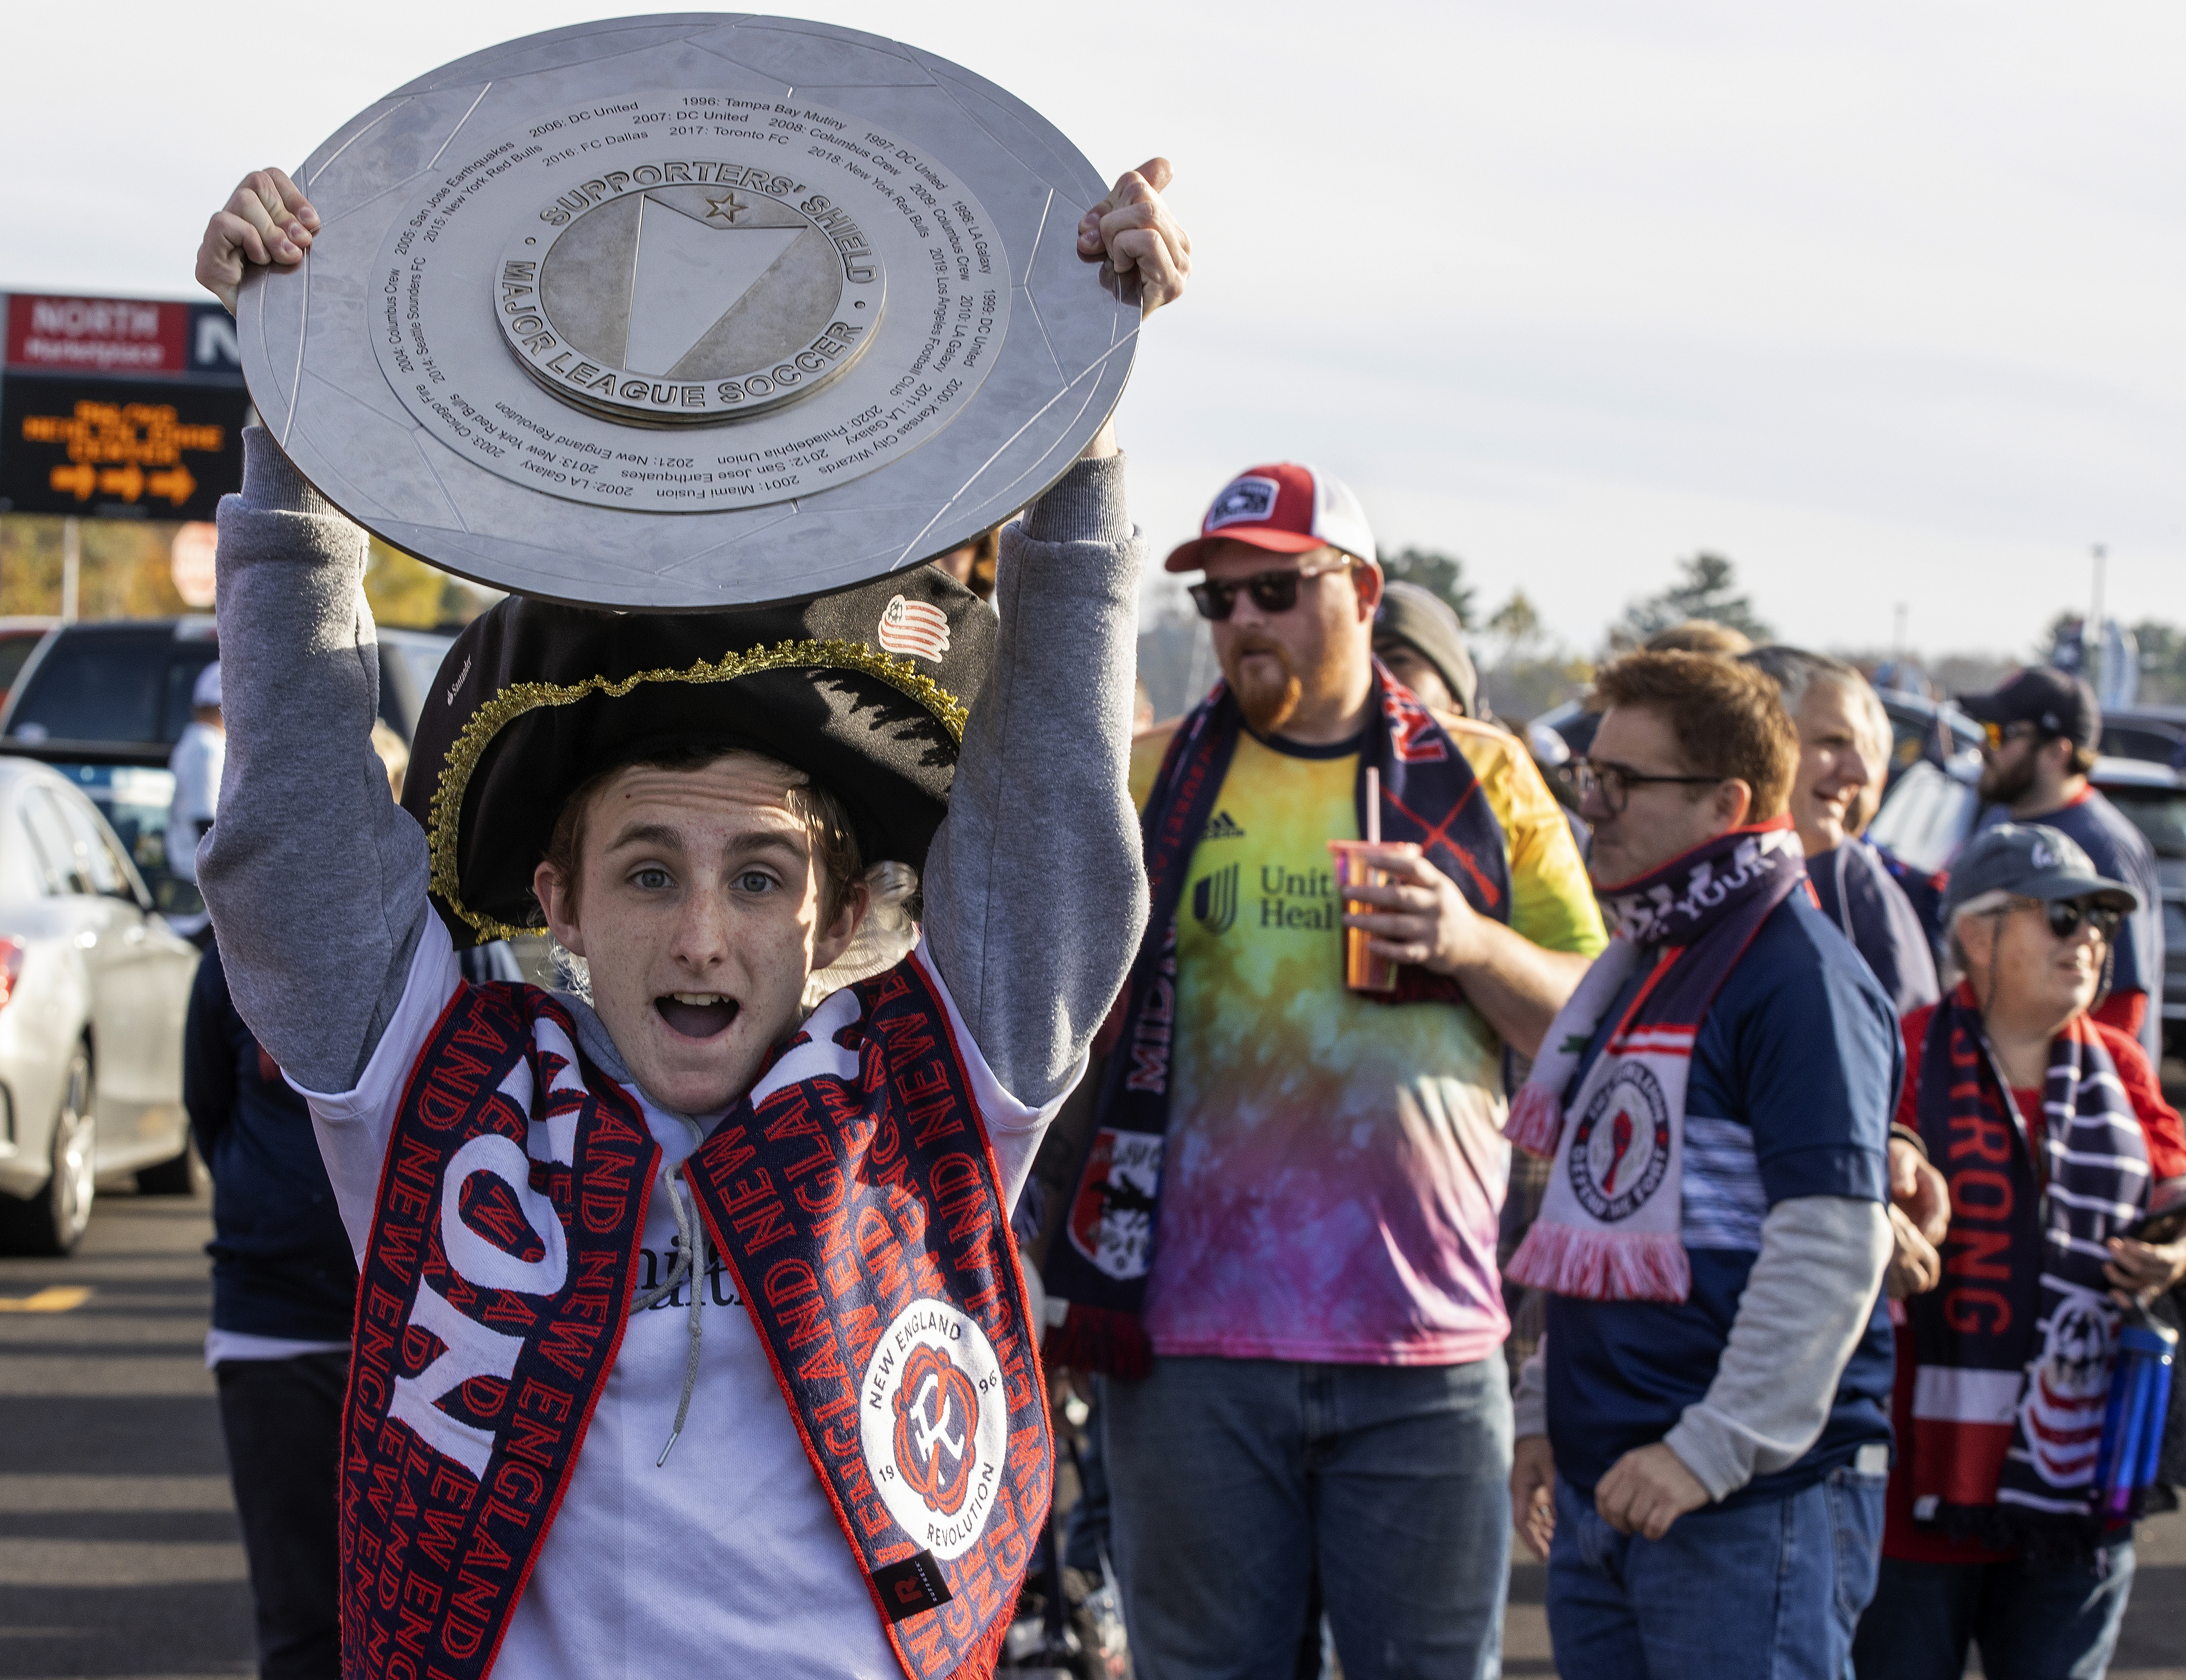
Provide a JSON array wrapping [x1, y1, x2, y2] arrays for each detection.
[[1077, 158, 1189, 316], [198, 169, 321, 316]]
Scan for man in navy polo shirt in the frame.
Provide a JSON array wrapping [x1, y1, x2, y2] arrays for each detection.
[[1960, 667, 2165, 1067], [1505, 651, 1898, 1680]]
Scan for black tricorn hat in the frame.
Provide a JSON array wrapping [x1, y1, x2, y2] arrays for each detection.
[[400, 567, 993, 946]]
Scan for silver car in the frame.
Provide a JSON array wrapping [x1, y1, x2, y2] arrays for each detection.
[[0, 757, 200, 1254]]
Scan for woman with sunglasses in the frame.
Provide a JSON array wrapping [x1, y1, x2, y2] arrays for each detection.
[[1854, 823, 2186, 1680]]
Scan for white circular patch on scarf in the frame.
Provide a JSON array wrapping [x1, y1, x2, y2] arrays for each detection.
[[1569, 1064, 1675, 1223], [861, 1300, 1009, 1559]]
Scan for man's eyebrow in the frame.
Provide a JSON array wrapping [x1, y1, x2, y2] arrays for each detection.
[[602, 821, 684, 854], [724, 830, 807, 859], [599, 822, 807, 858]]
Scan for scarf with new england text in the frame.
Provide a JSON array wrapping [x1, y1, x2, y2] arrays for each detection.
[[1902, 987, 2149, 1556], [337, 962, 1051, 1680], [1503, 820, 1807, 1302], [1040, 664, 1510, 1376]]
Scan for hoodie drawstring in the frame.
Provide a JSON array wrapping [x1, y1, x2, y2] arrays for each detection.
[[629, 1120, 709, 1467]]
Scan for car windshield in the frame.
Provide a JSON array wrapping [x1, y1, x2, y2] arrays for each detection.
[[8, 633, 215, 745], [2100, 784, 2186, 860]]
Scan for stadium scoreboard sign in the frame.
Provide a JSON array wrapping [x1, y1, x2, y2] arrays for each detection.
[[0, 293, 251, 521]]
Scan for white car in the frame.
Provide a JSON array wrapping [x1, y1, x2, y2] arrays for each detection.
[[0, 756, 200, 1253]]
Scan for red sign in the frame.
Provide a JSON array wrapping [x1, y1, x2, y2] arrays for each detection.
[[5, 294, 188, 376]]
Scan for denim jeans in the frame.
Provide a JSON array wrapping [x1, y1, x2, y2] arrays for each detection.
[[1547, 1464, 1887, 1680], [1851, 1545, 2137, 1680], [216, 1352, 347, 1680], [1101, 1355, 1512, 1680]]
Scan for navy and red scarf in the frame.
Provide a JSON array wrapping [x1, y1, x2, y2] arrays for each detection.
[[339, 963, 1051, 1680], [1902, 987, 2150, 1555], [1041, 665, 1510, 1376]]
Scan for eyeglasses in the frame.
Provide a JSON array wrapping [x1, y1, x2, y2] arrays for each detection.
[[1981, 720, 2042, 751], [1572, 758, 1724, 817], [1188, 555, 1357, 621], [1993, 895, 2123, 943]]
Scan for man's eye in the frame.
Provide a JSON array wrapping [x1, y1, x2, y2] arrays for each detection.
[[736, 870, 777, 894], [633, 867, 671, 890]]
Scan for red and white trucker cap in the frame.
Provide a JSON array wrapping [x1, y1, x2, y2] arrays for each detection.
[[1164, 462, 1378, 573]]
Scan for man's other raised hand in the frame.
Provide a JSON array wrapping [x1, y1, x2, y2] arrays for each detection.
[[198, 169, 321, 315], [1078, 158, 1189, 315]]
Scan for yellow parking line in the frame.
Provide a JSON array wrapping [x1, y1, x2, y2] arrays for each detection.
[[0, 1287, 93, 1313]]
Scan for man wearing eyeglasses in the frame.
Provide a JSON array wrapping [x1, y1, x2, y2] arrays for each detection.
[[1852, 823, 2186, 1680], [1960, 667, 2164, 1069], [1041, 463, 1604, 1678], [1503, 651, 1901, 1680]]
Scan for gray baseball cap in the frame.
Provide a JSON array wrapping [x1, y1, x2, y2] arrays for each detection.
[[1942, 822, 2141, 923]]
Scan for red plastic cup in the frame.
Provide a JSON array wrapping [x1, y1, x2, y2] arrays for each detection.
[[1329, 840, 1397, 992]]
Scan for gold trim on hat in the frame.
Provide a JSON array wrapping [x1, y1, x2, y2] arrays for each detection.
[[427, 637, 970, 941]]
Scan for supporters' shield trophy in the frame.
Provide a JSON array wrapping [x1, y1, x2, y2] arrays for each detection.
[[236, 15, 1139, 607]]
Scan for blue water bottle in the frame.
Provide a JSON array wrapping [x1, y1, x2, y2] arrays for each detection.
[[2091, 1308, 2179, 1523]]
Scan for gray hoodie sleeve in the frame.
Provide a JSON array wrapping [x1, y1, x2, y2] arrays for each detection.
[[199, 428, 429, 1093], [921, 454, 1148, 1108], [1663, 1195, 1893, 1501]]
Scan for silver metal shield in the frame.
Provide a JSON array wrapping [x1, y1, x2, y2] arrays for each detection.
[[238, 15, 1139, 608]]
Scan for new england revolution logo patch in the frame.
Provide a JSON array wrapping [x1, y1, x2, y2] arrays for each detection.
[[1567, 1064, 1673, 1223], [861, 1301, 1009, 1559]]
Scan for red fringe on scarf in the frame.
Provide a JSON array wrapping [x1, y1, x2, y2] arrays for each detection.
[[1041, 1302, 1153, 1380], [1504, 1084, 1566, 1157], [1506, 1219, 1691, 1303]]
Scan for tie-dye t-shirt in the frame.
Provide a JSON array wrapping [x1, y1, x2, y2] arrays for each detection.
[[1127, 715, 1606, 1365]]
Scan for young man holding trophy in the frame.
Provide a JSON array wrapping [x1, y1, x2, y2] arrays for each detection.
[[194, 123, 1187, 1680]]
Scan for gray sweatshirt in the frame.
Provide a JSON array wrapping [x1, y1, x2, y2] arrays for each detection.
[[201, 426, 1148, 1114]]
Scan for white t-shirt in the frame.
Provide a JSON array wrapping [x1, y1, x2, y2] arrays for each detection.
[[298, 916, 1069, 1680]]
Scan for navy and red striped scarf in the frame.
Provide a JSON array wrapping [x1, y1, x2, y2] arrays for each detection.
[[1903, 987, 2150, 1556], [1041, 665, 1510, 1376], [339, 963, 1051, 1680]]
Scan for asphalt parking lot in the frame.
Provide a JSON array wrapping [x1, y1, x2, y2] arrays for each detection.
[[2, 1186, 2180, 1680]]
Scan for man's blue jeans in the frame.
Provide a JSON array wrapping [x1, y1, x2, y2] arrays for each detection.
[[1547, 1465, 1887, 1680], [1851, 1545, 2136, 1680], [1101, 1355, 1512, 1680]]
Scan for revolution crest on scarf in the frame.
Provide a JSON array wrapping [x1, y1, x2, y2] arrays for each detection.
[[1504, 820, 1807, 1302], [1902, 988, 2151, 1554], [339, 964, 1051, 1680], [1040, 665, 1511, 1376]]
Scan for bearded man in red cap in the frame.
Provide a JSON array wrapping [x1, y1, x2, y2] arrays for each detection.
[[1042, 464, 1606, 1678]]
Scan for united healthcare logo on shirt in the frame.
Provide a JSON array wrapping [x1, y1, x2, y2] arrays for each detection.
[[1192, 863, 1239, 934]]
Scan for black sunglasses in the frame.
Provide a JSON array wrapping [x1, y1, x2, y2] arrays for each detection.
[[1188, 556, 1356, 621], [2004, 896, 2123, 943]]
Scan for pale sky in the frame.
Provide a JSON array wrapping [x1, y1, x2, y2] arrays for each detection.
[[7, 1, 2180, 657]]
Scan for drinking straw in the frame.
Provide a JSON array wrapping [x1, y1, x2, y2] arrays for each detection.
[[1366, 768, 1381, 844]]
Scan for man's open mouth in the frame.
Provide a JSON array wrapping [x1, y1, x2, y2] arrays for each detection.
[[656, 993, 740, 1039]]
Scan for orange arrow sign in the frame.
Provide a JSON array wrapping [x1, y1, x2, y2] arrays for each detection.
[[147, 463, 196, 507], [98, 463, 145, 502], [48, 462, 97, 500]]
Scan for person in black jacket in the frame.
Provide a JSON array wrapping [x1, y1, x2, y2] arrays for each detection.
[[186, 941, 357, 1680]]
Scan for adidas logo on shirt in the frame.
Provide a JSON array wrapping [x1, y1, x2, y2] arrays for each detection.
[[1203, 810, 1247, 841]]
